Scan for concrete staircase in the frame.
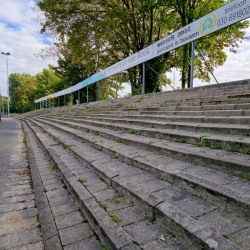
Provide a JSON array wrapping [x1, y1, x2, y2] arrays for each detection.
[[19, 79, 250, 250]]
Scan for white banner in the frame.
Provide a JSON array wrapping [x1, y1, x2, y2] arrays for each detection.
[[35, 0, 250, 102]]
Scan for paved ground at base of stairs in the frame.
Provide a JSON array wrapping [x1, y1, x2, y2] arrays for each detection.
[[0, 118, 44, 250]]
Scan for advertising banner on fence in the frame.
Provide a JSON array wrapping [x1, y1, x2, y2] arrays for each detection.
[[35, 0, 250, 103]]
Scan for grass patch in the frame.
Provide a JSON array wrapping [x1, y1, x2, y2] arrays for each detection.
[[196, 140, 209, 147], [107, 212, 118, 222], [243, 174, 250, 180], [85, 129, 89, 132], [62, 145, 66, 149], [77, 178, 87, 183], [93, 131, 99, 136], [50, 164, 56, 170], [200, 135, 211, 138], [173, 138, 186, 143], [210, 145, 222, 149], [114, 191, 122, 198], [43, 188, 48, 192], [226, 146, 238, 152], [96, 147, 101, 151], [100, 203, 106, 209], [111, 155, 118, 159], [69, 144, 76, 147]]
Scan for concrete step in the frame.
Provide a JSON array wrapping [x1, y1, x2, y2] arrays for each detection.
[[26, 118, 248, 250], [86, 113, 250, 125], [42, 116, 250, 152], [22, 122, 104, 250], [51, 114, 250, 136], [25, 120, 190, 250], [140, 110, 250, 116], [24, 120, 153, 250], [30, 117, 250, 218]]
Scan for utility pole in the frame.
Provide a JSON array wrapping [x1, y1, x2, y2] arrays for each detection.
[[1, 52, 10, 117]]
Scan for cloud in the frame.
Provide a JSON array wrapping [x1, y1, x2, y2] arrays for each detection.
[[0, 0, 55, 96]]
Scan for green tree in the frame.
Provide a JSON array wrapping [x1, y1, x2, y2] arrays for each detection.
[[158, 0, 249, 88], [12, 74, 38, 112], [34, 0, 171, 94]]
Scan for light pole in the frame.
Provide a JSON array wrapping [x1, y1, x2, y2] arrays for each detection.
[[1, 52, 10, 117]]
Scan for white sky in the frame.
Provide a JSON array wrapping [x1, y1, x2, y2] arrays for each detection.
[[0, 0, 250, 97]]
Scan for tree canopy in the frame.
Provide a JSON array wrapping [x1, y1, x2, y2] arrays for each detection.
[[34, 0, 249, 91]]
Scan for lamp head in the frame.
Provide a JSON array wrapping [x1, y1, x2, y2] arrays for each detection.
[[1, 52, 10, 55]]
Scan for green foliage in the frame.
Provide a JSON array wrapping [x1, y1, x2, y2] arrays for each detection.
[[107, 212, 118, 222], [159, 235, 166, 242], [128, 130, 140, 135], [100, 203, 107, 209], [173, 138, 186, 143], [196, 140, 209, 147], [114, 191, 122, 198], [50, 164, 56, 170], [226, 146, 238, 152], [210, 145, 222, 149], [93, 131, 99, 136], [243, 174, 250, 180], [43, 188, 48, 192], [77, 178, 87, 183]]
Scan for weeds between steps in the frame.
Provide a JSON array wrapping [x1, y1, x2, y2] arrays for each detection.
[[173, 138, 186, 143], [128, 130, 140, 135], [77, 178, 87, 183]]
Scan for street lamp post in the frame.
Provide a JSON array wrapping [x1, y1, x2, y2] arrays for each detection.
[[1, 52, 10, 117]]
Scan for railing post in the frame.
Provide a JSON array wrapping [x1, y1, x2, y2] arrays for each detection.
[[142, 63, 145, 94], [87, 85, 88, 103], [190, 41, 195, 88], [78, 90, 80, 104], [116, 74, 118, 99], [99, 81, 100, 101], [64, 95, 66, 106]]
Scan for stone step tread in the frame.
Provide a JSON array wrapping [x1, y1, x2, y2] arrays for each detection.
[[26, 120, 188, 250], [45, 116, 250, 150], [23, 123, 104, 250], [30, 118, 250, 221], [38, 116, 250, 176], [140, 110, 250, 116], [27, 119, 247, 250], [51, 114, 250, 136], [60, 113, 250, 121]]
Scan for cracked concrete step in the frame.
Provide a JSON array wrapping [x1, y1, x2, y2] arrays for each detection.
[[25, 119, 248, 250], [29, 118, 250, 221], [23, 122, 105, 250], [25, 120, 188, 250], [44, 116, 250, 151]]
